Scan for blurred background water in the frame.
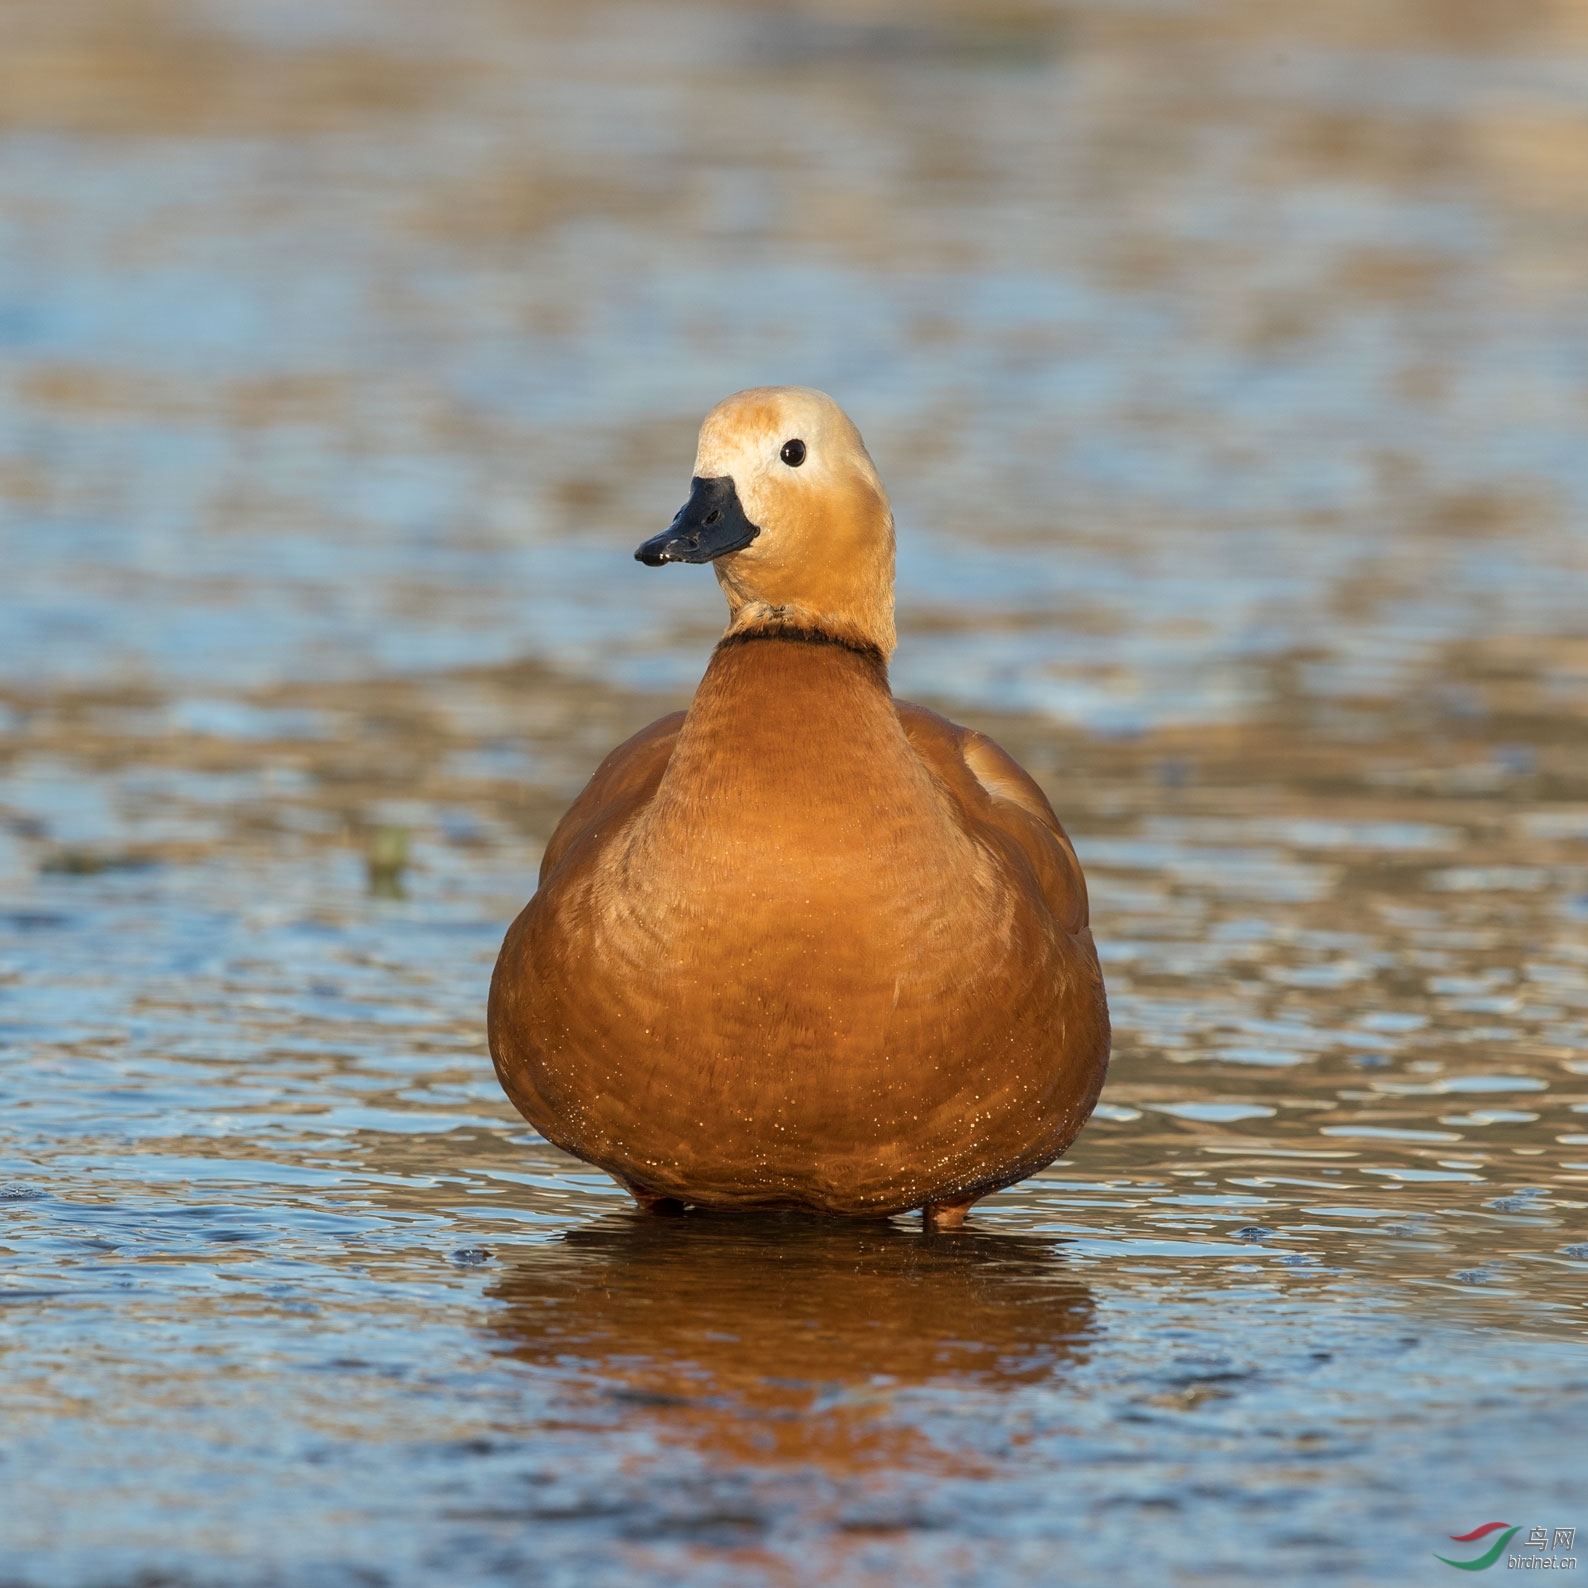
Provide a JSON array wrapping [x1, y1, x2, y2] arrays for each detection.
[[2, 1, 1587, 1584]]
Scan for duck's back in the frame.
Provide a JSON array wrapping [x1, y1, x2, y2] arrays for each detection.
[[487, 631, 1109, 1215]]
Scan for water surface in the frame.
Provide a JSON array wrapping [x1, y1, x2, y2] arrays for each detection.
[[2, 1, 1587, 1583]]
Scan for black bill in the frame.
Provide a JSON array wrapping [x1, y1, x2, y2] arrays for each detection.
[[634, 476, 761, 566]]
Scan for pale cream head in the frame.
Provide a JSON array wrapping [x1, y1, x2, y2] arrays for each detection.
[[696, 387, 897, 657]]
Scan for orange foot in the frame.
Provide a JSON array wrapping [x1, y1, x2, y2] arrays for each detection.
[[923, 1198, 976, 1231]]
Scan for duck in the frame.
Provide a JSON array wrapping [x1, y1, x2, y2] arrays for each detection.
[[488, 387, 1109, 1228]]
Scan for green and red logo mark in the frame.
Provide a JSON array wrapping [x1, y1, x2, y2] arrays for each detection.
[[1436, 1523, 1519, 1572]]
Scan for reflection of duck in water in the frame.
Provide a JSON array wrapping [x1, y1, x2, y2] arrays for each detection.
[[489, 387, 1109, 1226], [487, 1216, 1093, 1477]]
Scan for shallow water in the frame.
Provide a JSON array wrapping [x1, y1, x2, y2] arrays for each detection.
[[2, 1, 1587, 1584]]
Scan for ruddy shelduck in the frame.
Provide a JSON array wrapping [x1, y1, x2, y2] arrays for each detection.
[[488, 387, 1109, 1227]]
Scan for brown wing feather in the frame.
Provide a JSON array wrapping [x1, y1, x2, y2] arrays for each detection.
[[537, 710, 686, 884], [895, 700, 1089, 934]]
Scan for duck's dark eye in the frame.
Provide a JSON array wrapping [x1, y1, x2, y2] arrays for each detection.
[[780, 439, 806, 467]]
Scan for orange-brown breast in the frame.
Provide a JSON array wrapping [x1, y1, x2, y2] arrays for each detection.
[[487, 631, 1109, 1215]]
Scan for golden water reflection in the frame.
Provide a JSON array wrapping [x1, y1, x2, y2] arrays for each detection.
[[491, 1218, 1094, 1479]]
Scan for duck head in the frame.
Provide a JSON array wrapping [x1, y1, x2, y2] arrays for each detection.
[[635, 386, 896, 658]]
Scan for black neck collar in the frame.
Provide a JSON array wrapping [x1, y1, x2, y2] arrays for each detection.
[[716, 624, 888, 672]]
